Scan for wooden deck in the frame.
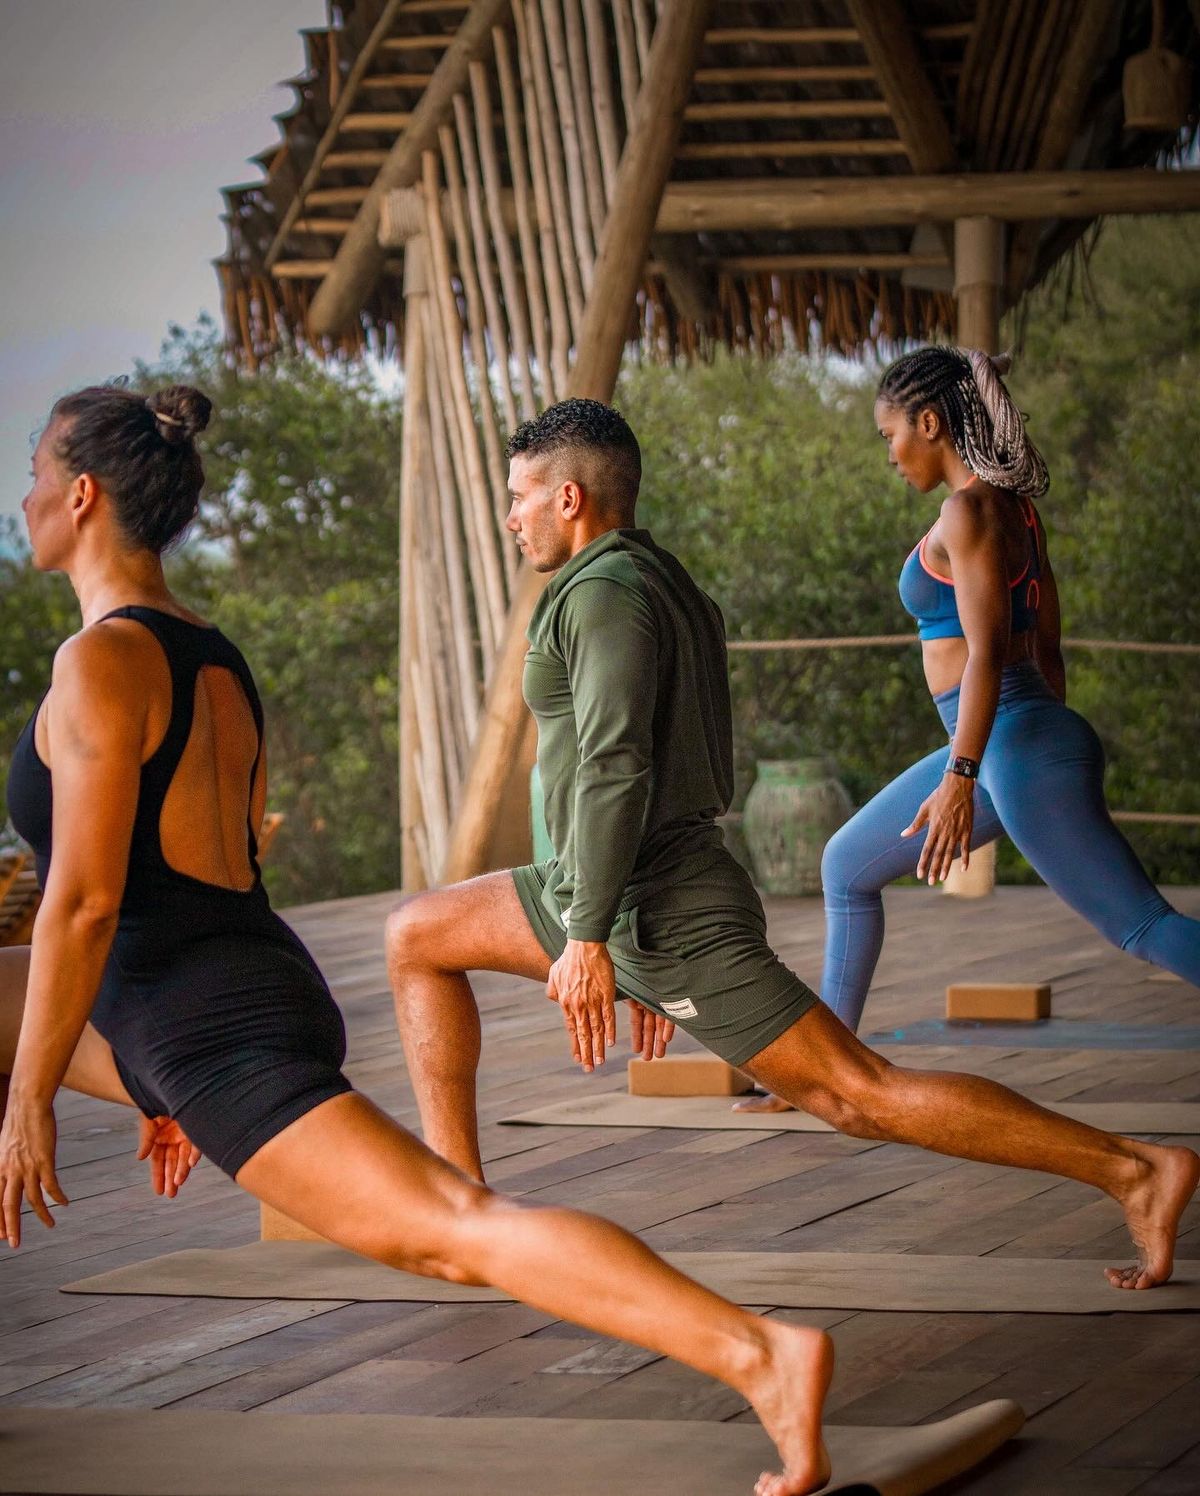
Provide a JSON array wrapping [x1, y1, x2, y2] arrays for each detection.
[[2, 884, 1198, 1493]]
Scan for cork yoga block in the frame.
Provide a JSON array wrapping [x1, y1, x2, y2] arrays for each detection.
[[628, 1054, 754, 1097], [260, 1203, 328, 1243], [946, 982, 1052, 1022]]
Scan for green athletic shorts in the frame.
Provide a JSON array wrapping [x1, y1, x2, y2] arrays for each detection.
[[511, 849, 819, 1067]]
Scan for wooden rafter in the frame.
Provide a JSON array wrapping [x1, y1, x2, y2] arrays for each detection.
[[844, 0, 957, 175], [1005, 0, 1122, 297]]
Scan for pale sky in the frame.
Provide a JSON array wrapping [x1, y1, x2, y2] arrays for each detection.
[[0, 0, 330, 521]]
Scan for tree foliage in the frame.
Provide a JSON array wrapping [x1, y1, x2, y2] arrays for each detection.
[[2, 222, 1196, 902]]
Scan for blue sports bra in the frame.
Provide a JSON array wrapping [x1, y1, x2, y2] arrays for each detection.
[[898, 497, 1042, 642]]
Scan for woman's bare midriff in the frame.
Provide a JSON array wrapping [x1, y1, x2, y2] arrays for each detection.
[[920, 630, 1038, 697]]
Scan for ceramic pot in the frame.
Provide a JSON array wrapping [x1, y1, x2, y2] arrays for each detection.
[[742, 758, 853, 896]]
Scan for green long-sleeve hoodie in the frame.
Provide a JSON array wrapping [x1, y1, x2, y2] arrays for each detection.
[[522, 528, 734, 942]]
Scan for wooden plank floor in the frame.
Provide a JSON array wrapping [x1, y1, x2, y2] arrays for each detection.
[[2, 885, 1198, 1493]]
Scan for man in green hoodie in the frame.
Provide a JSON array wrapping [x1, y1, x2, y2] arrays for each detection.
[[385, 399, 1194, 1293]]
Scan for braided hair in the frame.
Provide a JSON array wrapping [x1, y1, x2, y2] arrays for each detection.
[[876, 346, 1049, 497]]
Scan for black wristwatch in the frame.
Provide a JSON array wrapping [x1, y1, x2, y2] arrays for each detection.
[[946, 755, 980, 780]]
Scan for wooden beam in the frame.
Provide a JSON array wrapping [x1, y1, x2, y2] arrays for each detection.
[[360, 72, 437, 89], [693, 65, 876, 83], [702, 24, 971, 45], [684, 100, 890, 121], [340, 112, 416, 131], [441, 0, 717, 884], [291, 218, 358, 235], [716, 252, 949, 272], [844, 0, 957, 174], [308, 0, 512, 340], [653, 170, 1200, 233], [307, 186, 371, 206], [380, 34, 456, 51], [675, 139, 906, 160], [704, 28, 859, 44], [264, 0, 407, 270], [322, 150, 389, 169]]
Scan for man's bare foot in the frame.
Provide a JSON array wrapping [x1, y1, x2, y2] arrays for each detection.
[[732, 1092, 797, 1115], [1107, 1142, 1199, 1290], [744, 1321, 834, 1496]]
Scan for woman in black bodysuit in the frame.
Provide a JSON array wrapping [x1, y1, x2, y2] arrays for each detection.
[[0, 381, 832, 1496]]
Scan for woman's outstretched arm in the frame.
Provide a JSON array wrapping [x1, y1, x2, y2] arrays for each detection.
[[0, 625, 143, 1246]]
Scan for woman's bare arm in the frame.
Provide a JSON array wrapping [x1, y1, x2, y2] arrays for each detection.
[[1, 625, 146, 1245]]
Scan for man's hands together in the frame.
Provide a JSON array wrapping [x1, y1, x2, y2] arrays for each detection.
[[547, 940, 675, 1070]]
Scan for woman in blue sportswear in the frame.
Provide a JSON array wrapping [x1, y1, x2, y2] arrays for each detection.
[[741, 345, 1199, 1112]]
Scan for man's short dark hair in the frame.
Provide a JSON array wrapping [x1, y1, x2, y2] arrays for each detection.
[[505, 399, 641, 512]]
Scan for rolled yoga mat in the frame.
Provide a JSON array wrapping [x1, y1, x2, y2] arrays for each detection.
[[499, 1092, 1200, 1135], [61, 1241, 1200, 1313], [0, 1402, 1026, 1496]]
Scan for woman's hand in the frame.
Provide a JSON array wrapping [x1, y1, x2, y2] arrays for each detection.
[[137, 1115, 202, 1198], [0, 1099, 68, 1248], [903, 772, 976, 884]]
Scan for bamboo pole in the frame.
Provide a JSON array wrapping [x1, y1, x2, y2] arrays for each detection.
[[470, 60, 538, 421], [308, 0, 511, 338], [582, 0, 621, 195], [421, 152, 507, 653], [539, 0, 597, 283], [397, 239, 429, 893], [452, 93, 520, 441], [512, 0, 575, 387], [441, 0, 716, 883], [561, 0, 608, 234], [421, 287, 498, 669], [630, 0, 652, 71], [522, 0, 588, 325], [494, 26, 557, 400], [422, 297, 485, 733], [439, 118, 512, 557], [612, 0, 641, 130]]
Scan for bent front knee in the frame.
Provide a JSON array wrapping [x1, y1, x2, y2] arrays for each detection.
[[385, 892, 447, 971]]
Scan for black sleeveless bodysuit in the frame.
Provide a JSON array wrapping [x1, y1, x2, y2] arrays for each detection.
[[5, 607, 352, 1177]]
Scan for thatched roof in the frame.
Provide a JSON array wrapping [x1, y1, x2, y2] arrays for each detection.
[[218, 0, 1199, 364]]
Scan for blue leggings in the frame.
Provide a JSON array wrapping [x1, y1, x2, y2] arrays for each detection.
[[820, 660, 1200, 1031]]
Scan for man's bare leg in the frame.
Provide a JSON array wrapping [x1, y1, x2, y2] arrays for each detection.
[[743, 1001, 1199, 1290], [385, 873, 551, 1181]]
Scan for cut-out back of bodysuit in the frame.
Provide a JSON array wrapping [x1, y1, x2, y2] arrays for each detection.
[[159, 664, 263, 892]]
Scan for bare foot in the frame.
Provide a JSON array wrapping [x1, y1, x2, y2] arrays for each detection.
[[744, 1321, 834, 1496], [1107, 1142, 1199, 1290], [732, 1093, 797, 1115]]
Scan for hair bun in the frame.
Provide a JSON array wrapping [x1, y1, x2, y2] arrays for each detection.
[[988, 351, 1013, 376], [147, 385, 212, 444]]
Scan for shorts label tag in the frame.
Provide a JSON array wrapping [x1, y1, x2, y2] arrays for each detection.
[[660, 998, 698, 1020]]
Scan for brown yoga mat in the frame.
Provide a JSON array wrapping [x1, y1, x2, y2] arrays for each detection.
[[500, 1092, 1200, 1135], [61, 1240, 1200, 1313], [0, 1402, 1025, 1495]]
